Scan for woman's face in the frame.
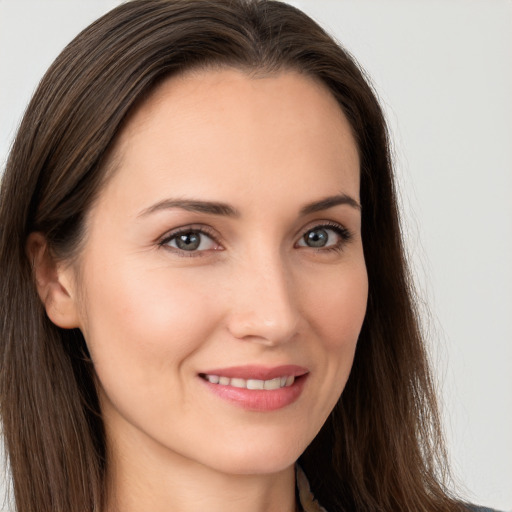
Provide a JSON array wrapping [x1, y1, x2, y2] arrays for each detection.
[[69, 68, 367, 475]]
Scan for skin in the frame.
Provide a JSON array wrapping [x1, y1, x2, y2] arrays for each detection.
[[31, 68, 368, 512]]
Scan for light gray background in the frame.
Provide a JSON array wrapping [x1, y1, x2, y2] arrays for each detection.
[[1, 1, 511, 510]]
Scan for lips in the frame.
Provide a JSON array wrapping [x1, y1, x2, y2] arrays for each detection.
[[198, 365, 309, 411]]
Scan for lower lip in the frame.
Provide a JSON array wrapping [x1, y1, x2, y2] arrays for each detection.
[[200, 375, 308, 412]]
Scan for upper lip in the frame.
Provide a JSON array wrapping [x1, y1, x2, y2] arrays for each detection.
[[199, 365, 309, 380]]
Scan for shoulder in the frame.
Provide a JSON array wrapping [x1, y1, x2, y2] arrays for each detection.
[[464, 505, 505, 512]]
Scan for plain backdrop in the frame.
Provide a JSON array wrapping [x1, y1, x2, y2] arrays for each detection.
[[0, 0, 511, 510]]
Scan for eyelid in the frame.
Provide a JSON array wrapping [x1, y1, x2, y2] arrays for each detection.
[[295, 221, 352, 250], [156, 220, 352, 256], [158, 224, 223, 256], [298, 220, 351, 237]]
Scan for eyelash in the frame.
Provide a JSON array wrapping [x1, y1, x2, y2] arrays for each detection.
[[158, 221, 352, 257], [158, 225, 220, 258], [298, 222, 352, 253]]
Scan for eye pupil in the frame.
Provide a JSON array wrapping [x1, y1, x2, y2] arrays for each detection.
[[176, 232, 201, 251], [304, 228, 328, 248]]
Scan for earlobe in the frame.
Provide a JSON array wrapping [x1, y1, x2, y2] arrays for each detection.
[[26, 232, 81, 329]]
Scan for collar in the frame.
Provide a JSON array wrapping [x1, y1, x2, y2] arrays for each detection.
[[296, 465, 328, 512]]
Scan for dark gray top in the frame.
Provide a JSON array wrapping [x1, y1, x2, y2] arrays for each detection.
[[466, 505, 504, 512]]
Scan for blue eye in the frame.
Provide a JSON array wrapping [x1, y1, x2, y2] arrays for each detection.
[[297, 224, 350, 249], [161, 229, 218, 252]]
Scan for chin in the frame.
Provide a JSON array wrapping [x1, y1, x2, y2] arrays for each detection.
[[196, 433, 307, 476], [211, 455, 298, 477]]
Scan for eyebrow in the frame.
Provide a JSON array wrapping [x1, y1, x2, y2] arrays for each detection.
[[138, 199, 240, 218], [138, 193, 360, 218], [300, 194, 361, 215]]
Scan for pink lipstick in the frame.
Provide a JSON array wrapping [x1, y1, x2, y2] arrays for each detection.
[[199, 365, 309, 411]]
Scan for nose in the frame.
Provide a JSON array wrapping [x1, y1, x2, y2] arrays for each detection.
[[226, 253, 300, 347]]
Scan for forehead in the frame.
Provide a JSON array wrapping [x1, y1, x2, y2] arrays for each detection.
[[125, 66, 353, 136], [99, 67, 360, 214]]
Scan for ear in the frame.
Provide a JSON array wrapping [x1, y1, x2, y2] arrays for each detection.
[[26, 232, 81, 329]]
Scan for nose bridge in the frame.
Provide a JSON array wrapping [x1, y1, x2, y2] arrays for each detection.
[[227, 246, 299, 345]]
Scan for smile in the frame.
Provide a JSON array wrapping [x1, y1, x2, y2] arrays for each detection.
[[201, 374, 295, 389], [198, 365, 309, 411]]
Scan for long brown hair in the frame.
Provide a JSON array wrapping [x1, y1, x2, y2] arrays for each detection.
[[0, 1, 464, 511]]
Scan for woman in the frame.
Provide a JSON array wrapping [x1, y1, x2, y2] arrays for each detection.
[[0, 1, 500, 511]]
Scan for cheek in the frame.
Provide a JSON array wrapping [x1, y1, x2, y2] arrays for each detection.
[[77, 257, 227, 436], [79, 258, 219, 381], [304, 261, 368, 353], [291, 259, 367, 434]]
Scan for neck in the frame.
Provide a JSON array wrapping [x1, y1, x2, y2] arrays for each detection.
[[104, 427, 297, 512]]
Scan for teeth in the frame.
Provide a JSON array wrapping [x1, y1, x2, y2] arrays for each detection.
[[247, 379, 264, 390], [230, 378, 246, 388], [264, 377, 282, 390], [203, 374, 296, 390]]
